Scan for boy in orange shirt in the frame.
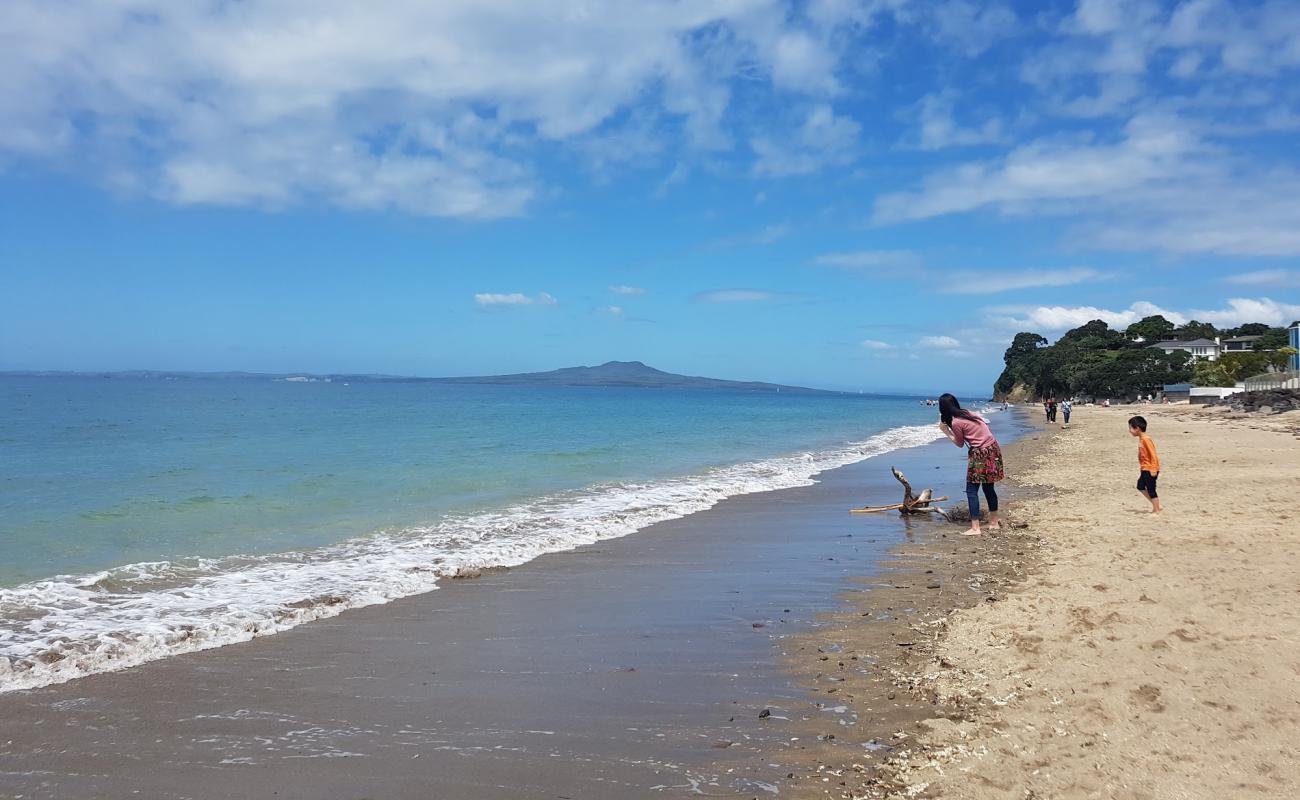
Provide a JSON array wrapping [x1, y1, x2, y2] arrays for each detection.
[[1128, 415, 1162, 514]]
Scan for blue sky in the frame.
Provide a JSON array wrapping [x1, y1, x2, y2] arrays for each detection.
[[2, 0, 1299, 394]]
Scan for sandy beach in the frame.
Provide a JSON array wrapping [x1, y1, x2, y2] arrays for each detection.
[[781, 404, 1300, 799], [4, 405, 1297, 799]]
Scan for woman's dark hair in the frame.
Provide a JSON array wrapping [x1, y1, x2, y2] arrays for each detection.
[[939, 393, 979, 426]]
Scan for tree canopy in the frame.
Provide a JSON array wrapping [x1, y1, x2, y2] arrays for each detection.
[[1124, 315, 1176, 342], [1257, 327, 1289, 350], [994, 319, 1292, 399]]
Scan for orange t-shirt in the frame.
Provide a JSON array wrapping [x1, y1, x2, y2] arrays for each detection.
[[1138, 434, 1160, 474]]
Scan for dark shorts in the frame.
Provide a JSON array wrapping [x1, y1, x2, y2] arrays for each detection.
[[1137, 470, 1159, 497]]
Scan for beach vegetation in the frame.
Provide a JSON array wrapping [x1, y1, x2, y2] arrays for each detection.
[[1194, 348, 1300, 387], [997, 319, 1296, 399], [1124, 315, 1177, 342], [995, 320, 1193, 399], [1255, 327, 1290, 351]]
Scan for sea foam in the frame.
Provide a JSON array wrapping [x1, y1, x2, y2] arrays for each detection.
[[0, 423, 942, 692]]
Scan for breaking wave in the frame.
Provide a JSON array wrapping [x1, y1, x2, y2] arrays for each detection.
[[0, 423, 943, 692]]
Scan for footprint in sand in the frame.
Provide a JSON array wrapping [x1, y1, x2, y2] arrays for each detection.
[[1131, 684, 1166, 712]]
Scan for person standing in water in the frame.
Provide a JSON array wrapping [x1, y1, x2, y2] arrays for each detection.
[[937, 394, 1005, 536]]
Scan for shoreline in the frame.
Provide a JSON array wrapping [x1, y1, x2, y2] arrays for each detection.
[[0, 417, 945, 694], [0, 416, 1019, 799], [781, 404, 1300, 798], [758, 407, 1050, 797]]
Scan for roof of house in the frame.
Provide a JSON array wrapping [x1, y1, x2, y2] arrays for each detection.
[[1163, 383, 1193, 392], [1148, 338, 1219, 348], [1222, 335, 1261, 343]]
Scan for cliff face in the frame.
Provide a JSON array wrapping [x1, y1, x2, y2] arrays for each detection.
[[993, 381, 1035, 403]]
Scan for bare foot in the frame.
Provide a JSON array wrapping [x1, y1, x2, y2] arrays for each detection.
[[985, 524, 1003, 531], [960, 528, 983, 536]]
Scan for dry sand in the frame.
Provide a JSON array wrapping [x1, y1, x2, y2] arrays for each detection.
[[781, 404, 1300, 799]]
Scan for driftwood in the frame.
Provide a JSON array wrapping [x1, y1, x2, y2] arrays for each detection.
[[850, 466, 949, 518]]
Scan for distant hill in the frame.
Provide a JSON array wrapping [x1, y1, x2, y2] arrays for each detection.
[[2, 362, 838, 395], [425, 361, 835, 394]]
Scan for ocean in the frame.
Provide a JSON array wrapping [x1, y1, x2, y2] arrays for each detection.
[[0, 376, 961, 691]]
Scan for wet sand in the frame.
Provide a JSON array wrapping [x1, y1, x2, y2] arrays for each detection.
[[0, 415, 1028, 800]]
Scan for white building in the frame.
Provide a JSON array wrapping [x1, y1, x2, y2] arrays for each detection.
[[1148, 338, 1220, 361]]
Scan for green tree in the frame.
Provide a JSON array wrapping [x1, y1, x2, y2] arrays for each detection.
[[1270, 347, 1298, 371], [1094, 349, 1193, 396], [1256, 327, 1289, 350], [992, 326, 1192, 399], [1125, 315, 1176, 342], [1193, 360, 1235, 387], [1057, 319, 1129, 350], [1226, 322, 1271, 337], [1172, 320, 1218, 340], [994, 332, 1048, 397]]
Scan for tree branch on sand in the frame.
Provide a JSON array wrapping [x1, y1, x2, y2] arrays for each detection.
[[850, 467, 949, 518]]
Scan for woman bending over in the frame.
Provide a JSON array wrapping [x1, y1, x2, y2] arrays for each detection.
[[937, 393, 1005, 536]]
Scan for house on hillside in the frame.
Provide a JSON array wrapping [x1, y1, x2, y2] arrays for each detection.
[[1220, 335, 1262, 352], [1148, 338, 1220, 361]]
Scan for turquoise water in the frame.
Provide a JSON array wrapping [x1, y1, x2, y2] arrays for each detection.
[[0, 376, 954, 689]]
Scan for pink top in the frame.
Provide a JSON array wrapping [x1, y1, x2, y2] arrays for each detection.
[[949, 415, 997, 449]]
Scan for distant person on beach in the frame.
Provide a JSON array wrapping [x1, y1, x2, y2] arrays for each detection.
[[1129, 415, 1162, 514], [937, 394, 1004, 536], [1061, 399, 1072, 426]]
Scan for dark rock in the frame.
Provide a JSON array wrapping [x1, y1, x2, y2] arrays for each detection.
[[1212, 389, 1300, 414], [758, 708, 771, 719]]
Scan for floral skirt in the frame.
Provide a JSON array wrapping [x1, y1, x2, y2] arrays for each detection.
[[967, 443, 1005, 484]]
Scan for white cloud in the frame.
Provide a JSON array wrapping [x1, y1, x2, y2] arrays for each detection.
[[927, 1, 1020, 58], [601, 305, 625, 316], [0, 1, 886, 217], [609, 285, 646, 295], [752, 104, 861, 177], [987, 297, 1300, 332], [475, 293, 532, 306], [1192, 297, 1300, 328], [861, 339, 895, 350], [1071, 166, 1300, 257], [909, 91, 1006, 150], [1224, 270, 1300, 288], [918, 335, 963, 349], [874, 113, 1201, 224], [875, 110, 1300, 257], [987, 302, 1155, 331], [474, 291, 557, 307], [694, 289, 795, 303], [813, 249, 923, 271], [938, 267, 1106, 294], [770, 31, 840, 93]]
